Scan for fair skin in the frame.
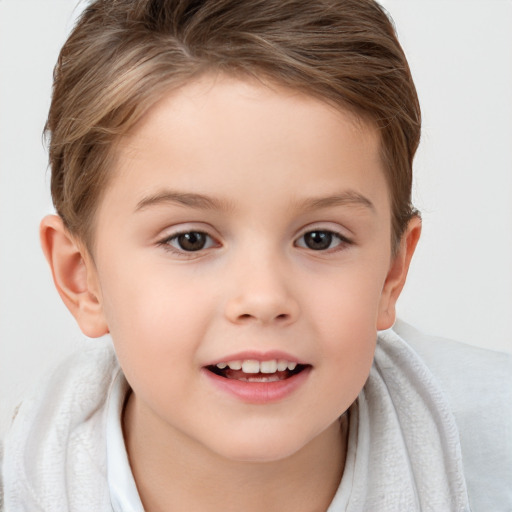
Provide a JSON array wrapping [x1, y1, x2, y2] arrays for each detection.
[[41, 75, 420, 512]]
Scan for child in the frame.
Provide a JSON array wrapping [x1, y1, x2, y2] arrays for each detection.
[[1, 0, 511, 511]]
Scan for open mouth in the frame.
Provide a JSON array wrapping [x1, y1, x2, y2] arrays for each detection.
[[206, 359, 309, 383]]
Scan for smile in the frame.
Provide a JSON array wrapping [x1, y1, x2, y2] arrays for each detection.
[[208, 359, 305, 382], [204, 357, 311, 403]]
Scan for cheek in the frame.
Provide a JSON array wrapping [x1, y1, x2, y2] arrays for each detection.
[[302, 262, 387, 390], [98, 256, 217, 369], [100, 268, 215, 412], [308, 262, 387, 336]]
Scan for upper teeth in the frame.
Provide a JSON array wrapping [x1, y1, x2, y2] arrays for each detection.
[[216, 359, 298, 374]]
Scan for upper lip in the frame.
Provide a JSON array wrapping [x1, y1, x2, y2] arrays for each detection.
[[205, 350, 308, 367]]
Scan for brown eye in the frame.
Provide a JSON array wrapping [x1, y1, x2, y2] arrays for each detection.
[[295, 230, 350, 251], [168, 231, 213, 252], [303, 231, 333, 250]]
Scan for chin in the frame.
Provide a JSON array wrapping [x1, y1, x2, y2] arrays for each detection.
[[208, 431, 312, 464]]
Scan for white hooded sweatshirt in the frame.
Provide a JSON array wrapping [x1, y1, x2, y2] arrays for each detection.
[[1, 323, 511, 511]]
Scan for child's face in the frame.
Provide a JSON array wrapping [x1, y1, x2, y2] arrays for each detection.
[[86, 75, 407, 461]]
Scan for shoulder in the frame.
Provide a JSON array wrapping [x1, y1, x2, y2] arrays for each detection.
[[393, 320, 512, 416], [2, 339, 119, 511], [393, 320, 512, 511]]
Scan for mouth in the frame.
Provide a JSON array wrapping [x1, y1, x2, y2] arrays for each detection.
[[206, 359, 309, 383]]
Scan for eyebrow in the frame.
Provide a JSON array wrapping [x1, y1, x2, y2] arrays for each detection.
[[298, 191, 375, 213], [135, 190, 234, 213], [135, 189, 374, 214]]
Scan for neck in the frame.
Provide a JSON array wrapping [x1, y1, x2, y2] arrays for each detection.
[[123, 393, 349, 512]]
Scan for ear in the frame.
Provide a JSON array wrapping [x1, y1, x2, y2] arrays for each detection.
[[377, 216, 422, 330], [40, 215, 109, 338]]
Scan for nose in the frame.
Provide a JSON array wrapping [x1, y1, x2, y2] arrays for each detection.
[[224, 253, 300, 326]]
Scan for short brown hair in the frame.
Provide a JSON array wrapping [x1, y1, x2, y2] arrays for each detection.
[[46, 0, 421, 249]]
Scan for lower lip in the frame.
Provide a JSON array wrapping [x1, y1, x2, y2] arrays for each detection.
[[203, 367, 311, 404]]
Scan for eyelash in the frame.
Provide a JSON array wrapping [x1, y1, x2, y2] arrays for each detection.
[[157, 228, 352, 255], [294, 229, 352, 252], [157, 231, 218, 256]]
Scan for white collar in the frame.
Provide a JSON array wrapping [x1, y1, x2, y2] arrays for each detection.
[[106, 371, 145, 512]]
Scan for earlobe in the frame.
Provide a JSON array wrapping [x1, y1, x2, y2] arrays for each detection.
[[377, 216, 422, 331], [40, 215, 109, 338]]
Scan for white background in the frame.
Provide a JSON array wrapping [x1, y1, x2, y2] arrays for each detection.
[[1, 0, 511, 436]]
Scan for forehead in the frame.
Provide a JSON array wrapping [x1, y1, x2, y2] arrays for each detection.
[[103, 74, 388, 220], [124, 73, 378, 149]]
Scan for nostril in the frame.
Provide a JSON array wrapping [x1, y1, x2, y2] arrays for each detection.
[[236, 312, 289, 323]]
